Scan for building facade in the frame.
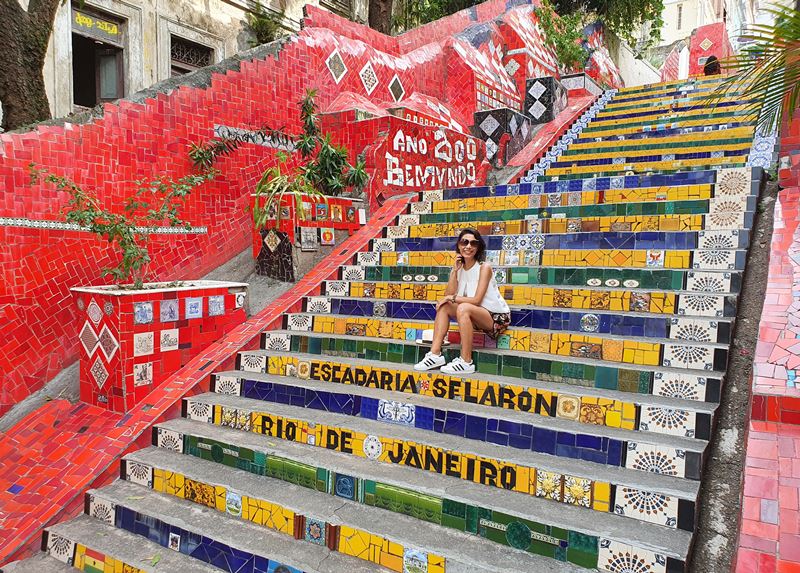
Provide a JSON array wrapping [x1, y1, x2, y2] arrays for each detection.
[[22, 0, 353, 121]]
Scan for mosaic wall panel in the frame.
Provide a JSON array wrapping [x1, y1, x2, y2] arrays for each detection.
[[473, 108, 533, 165], [73, 283, 246, 413], [2, 0, 621, 415], [525, 76, 567, 124]]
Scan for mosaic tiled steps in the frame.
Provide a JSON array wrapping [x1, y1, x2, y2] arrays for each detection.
[[86, 478, 389, 573], [233, 346, 717, 438], [260, 331, 721, 404], [122, 445, 582, 573], [339, 266, 743, 298], [152, 416, 694, 572], [209, 370, 708, 479], [280, 312, 731, 372], [321, 280, 738, 318], [183, 392, 701, 532], [302, 293, 733, 344], [352, 248, 747, 272], [40, 514, 219, 573], [393, 198, 757, 236], [441, 167, 761, 201]]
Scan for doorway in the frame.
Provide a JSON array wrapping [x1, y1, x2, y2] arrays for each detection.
[[72, 34, 124, 108]]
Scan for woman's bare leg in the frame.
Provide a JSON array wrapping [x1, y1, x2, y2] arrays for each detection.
[[456, 303, 494, 362], [431, 303, 457, 355]]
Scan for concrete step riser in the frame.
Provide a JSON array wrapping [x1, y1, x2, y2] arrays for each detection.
[[353, 248, 749, 273], [103, 469, 418, 573], [417, 184, 754, 213], [485, 167, 762, 197], [87, 476, 390, 573], [257, 331, 723, 406], [238, 348, 714, 440], [40, 516, 219, 573], [211, 373, 706, 479]]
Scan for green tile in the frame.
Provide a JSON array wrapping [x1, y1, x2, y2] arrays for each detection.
[[568, 549, 599, 569]]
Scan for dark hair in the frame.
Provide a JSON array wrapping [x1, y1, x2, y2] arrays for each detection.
[[455, 228, 486, 262], [704, 55, 721, 75]]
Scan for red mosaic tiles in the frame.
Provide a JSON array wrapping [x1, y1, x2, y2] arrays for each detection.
[[734, 421, 800, 572], [736, 110, 800, 571], [71, 282, 247, 412], [508, 92, 595, 182], [688, 22, 733, 77], [0, 196, 411, 564]]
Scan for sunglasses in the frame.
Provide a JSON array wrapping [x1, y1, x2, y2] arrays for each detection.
[[459, 239, 480, 247]]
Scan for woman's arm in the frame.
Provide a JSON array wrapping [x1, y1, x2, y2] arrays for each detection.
[[451, 264, 492, 305], [444, 255, 462, 296]]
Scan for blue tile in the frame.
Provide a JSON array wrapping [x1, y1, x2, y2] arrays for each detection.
[[465, 415, 487, 440]]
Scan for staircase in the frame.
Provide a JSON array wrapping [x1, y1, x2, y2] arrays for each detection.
[[9, 76, 767, 573]]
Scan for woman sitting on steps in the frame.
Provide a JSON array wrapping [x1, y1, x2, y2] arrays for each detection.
[[414, 228, 511, 375]]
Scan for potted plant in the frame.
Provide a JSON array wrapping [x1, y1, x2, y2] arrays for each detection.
[[30, 166, 249, 412], [190, 89, 369, 281]]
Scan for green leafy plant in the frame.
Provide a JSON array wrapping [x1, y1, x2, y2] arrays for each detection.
[[707, 4, 800, 135], [536, 0, 588, 72], [30, 165, 217, 289], [246, 1, 285, 47], [552, 0, 664, 51], [193, 89, 368, 231], [393, 0, 480, 33]]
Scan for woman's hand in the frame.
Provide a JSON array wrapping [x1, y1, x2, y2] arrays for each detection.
[[453, 255, 464, 272], [436, 296, 454, 310]]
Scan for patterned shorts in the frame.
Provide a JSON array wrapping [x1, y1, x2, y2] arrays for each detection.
[[484, 312, 511, 340]]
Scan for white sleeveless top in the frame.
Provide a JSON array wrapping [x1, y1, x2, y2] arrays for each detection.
[[457, 262, 510, 314]]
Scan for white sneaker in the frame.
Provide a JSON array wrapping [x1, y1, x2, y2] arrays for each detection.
[[441, 356, 475, 374], [414, 352, 446, 371]]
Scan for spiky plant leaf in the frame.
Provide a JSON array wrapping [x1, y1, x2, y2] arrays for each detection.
[[707, 4, 800, 134]]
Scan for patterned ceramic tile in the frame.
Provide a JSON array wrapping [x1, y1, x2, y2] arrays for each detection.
[[156, 427, 185, 453], [639, 406, 696, 437], [342, 265, 367, 280], [597, 538, 667, 573], [215, 375, 241, 395], [125, 460, 153, 487], [240, 353, 267, 372], [625, 442, 686, 477], [614, 486, 678, 527], [306, 297, 332, 313], [87, 494, 116, 525], [46, 532, 75, 564], [287, 314, 313, 331]]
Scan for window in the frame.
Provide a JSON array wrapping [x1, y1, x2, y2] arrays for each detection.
[[71, 8, 125, 108], [677, 4, 683, 30], [170, 36, 213, 76]]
